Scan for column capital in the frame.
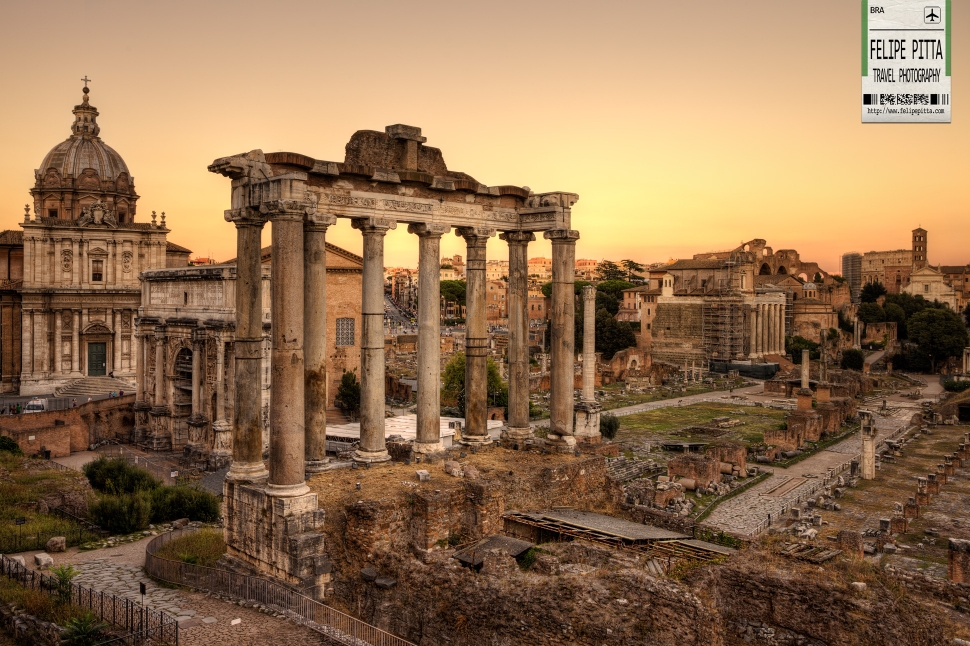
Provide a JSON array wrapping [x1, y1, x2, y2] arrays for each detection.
[[582, 284, 597, 302], [260, 194, 318, 220], [305, 212, 337, 231], [499, 231, 536, 245], [456, 226, 495, 243], [407, 222, 450, 237], [351, 217, 397, 233], [224, 207, 266, 227], [544, 228, 580, 243]]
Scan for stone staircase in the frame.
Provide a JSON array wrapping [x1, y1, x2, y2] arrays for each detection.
[[55, 376, 136, 399], [606, 456, 663, 483]]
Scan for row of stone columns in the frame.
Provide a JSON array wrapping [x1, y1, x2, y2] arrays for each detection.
[[224, 180, 582, 494], [749, 302, 785, 358]]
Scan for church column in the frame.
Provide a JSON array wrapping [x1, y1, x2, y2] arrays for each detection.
[[304, 211, 337, 472], [115, 241, 124, 286], [107, 242, 115, 285], [225, 208, 269, 483], [264, 193, 312, 497], [352, 217, 395, 463], [500, 231, 535, 443], [545, 229, 580, 447], [113, 310, 122, 374], [71, 310, 80, 374], [190, 330, 203, 420], [409, 222, 450, 454], [23, 309, 32, 375], [152, 327, 166, 411], [458, 227, 494, 445], [749, 306, 758, 358], [54, 310, 62, 375]]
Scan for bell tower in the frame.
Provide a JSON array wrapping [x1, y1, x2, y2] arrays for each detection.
[[912, 227, 928, 270]]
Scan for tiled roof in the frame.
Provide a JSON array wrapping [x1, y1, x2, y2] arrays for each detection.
[[166, 241, 192, 253], [666, 258, 727, 270], [0, 230, 23, 245]]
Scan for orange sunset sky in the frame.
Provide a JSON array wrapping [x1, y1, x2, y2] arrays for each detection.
[[0, 0, 967, 271]]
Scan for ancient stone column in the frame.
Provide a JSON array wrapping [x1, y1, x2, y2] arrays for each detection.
[[760, 304, 769, 356], [54, 310, 62, 374], [950, 539, 970, 584], [581, 286, 596, 403], [304, 212, 337, 473], [352, 217, 396, 463], [225, 208, 269, 483], [501, 231, 534, 443], [853, 319, 862, 349], [458, 227, 494, 445], [191, 334, 202, 417], [71, 310, 80, 375], [113, 310, 122, 374], [545, 229, 580, 448], [263, 194, 315, 497], [211, 333, 231, 465], [860, 410, 876, 480], [152, 327, 166, 412], [134, 331, 145, 401], [410, 223, 450, 454], [777, 303, 786, 354], [801, 349, 810, 389], [749, 306, 758, 358]]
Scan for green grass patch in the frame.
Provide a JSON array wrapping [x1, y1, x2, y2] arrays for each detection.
[[0, 573, 91, 626], [616, 403, 786, 447], [155, 529, 226, 568]]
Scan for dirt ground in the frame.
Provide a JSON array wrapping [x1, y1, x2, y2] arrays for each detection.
[[615, 402, 788, 446]]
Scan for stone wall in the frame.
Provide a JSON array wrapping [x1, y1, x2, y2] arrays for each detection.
[[0, 395, 134, 455], [706, 442, 747, 474], [667, 454, 720, 489], [950, 538, 970, 584]]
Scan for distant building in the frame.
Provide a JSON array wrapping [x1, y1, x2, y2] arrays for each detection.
[[903, 265, 958, 310], [860, 228, 926, 294], [528, 257, 552, 280], [486, 280, 508, 324], [841, 252, 862, 303], [575, 258, 599, 281]]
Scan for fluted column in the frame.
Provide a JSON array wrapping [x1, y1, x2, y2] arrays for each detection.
[[410, 223, 450, 453], [71, 310, 80, 374], [760, 304, 769, 357], [749, 306, 758, 358], [190, 331, 203, 419], [54, 310, 63, 374], [767, 304, 776, 356], [263, 193, 316, 497], [500, 231, 535, 443], [225, 208, 269, 483], [545, 229, 580, 446], [304, 212, 337, 472], [352, 217, 396, 463], [134, 331, 145, 401], [777, 303, 786, 354], [457, 227, 494, 445]]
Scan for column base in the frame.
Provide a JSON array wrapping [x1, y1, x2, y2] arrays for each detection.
[[305, 459, 332, 473], [353, 448, 392, 464], [460, 435, 493, 447], [545, 434, 577, 452], [501, 426, 533, 442], [413, 440, 444, 455], [208, 450, 232, 471], [265, 481, 311, 498], [226, 461, 269, 483]]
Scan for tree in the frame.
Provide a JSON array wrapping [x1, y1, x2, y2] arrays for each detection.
[[60, 612, 109, 646], [335, 371, 361, 421], [441, 352, 507, 416], [440, 280, 467, 306], [600, 413, 620, 440], [595, 260, 625, 282], [907, 308, 969, 373], [595, 279, 635, 298], [856, 302, 885, 325], [883, 302, 907, 338], [840, 348, 865, 371], [860, 282, 887, 303], [963, 302, 970, 327], [588, 308, 637, 360], [620, 259, 645, 283], [786, 336, 819, 362]]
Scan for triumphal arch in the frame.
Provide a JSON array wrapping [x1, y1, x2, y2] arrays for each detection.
[[209, 124, 582, 595]]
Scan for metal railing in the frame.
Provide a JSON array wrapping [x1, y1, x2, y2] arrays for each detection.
[[97, 444, 190, 486], [145, 529, 415, 646], [0, 555, 178, 645]]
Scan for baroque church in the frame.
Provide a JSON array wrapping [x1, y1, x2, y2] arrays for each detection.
[[0, 84, 191, 395]]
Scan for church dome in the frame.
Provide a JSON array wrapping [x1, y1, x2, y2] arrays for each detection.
[[36, 86, 130, 183]]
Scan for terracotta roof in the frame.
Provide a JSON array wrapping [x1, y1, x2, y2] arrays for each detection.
[[939, 265, 970, 274], [0, 279, 22, 290], [622, 285, 662, 294], [666, 258, 728, 270], [166, 241, 193, 254], [0, 230, 23, 245]]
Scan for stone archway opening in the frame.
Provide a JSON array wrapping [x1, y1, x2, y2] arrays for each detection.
[[759, 263, 772, 275], [776, 266, 788, 275]]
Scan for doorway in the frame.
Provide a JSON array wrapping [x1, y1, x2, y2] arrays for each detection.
[[88, 343, 107, 376]]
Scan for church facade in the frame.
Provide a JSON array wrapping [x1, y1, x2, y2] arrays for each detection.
[[2, 85, 190, 396]]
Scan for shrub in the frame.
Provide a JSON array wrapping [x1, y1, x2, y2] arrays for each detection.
[[841, 349, 865, 371], [60, 611, 109, 646], [0, 436, 23, 456], [50, 564, 79, 605], [83, 456, 160, 495], [943, 379, 970, 393], [601, 413, 620, 440], [88, 493, 152, 534], [149, 486, 220, 524], [155, 529, 226, 567]]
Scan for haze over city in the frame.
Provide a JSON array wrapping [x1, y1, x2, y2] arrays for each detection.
[[1, 0, 967, 269]]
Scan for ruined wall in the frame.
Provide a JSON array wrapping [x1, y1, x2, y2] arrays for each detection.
[[667, 454, 720, 489], [0, 395, 135, 454]]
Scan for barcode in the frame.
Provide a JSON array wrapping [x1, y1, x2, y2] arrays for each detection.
[[930, 94, 949, 105], [863, 94, 878, 105], [864, 93, 949, 106]]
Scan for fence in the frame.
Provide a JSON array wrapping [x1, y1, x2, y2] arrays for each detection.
[[0, 555, 178, 645], [0, 522, 100, 554], [0, 396, 74, 414], [97, 444, 190, 486], [145, 529, 416, 646]]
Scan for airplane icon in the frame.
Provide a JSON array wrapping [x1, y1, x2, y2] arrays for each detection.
[[924, 6, 941, 23]]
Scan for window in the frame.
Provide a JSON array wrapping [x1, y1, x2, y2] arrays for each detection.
[[336, 318, 355, 346], [924, 284, 930, 293], [48, 209, 58, 218], [92, 260, 103, 282]]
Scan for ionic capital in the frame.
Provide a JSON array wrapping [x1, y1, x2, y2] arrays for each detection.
[[351, 217, 397, 234], [223, 207, 266, 228], [259, 193, 317, 220], [499, 231, 536, 245], [407, 222, 451, 238], [543, 229, 580, 243]]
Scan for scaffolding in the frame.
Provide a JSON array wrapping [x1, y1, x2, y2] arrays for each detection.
[[702, 297, 745, 360]]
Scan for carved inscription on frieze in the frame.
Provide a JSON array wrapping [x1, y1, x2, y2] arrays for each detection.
[[150, 283, 224, 307]]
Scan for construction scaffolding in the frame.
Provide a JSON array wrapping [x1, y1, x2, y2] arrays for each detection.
[[702, 296, 745, 360]]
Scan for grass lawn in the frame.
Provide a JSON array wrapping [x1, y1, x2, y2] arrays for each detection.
[[155, 529, 226, 567], [615, 403, 787, 446]]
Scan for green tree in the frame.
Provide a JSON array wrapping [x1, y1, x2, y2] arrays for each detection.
[[963, 303, 970, 327], [860, 282, 887, 303], [907, 308, 969, 373], [840, 348, 865, 371], [883, 302, 907, 337], [595, 260, 625, 282], [440, 280, 467, 307], [620, 259, 645, 283], [50, 564, 79, 605], [600, 413, 620, 440], [441, 352, 507, 416], [884, 292, 930, 319], [856, 302, 885, 324], [596, 279, 635, 298], [335, 370, 362, 421], [588, 308, 637, 360], [786, 336, 819, 362]]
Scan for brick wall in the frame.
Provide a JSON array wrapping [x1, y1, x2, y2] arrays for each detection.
[[0, 395, 134, 454], [949, 538, 970, 584], [667, 454, 720, 489]]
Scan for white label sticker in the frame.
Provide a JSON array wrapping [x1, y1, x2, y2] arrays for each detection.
[[863, 0, 951, 122]]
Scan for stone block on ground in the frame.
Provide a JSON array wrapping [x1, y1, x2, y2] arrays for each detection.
[[360, 567, 378, 582], [850, 582, 867, 592], [45, 536, 66, 553], [171, 518, 190, 529], [34, 553, 53, 569], [464, 465, 481, 480], [375, 576, 397, 589], [444, 461, 464, 477], [416, 470, 431, 482]]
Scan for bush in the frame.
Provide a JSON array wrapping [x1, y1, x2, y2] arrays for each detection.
[[0, 436, 23, 456], [155, 529, 226, 567], [149, 486, 220, 524], [60, 611, 109, 646], [943, 379, 970, 393], [841, 349, 865, 371], [83, 456, 160, 494], [88, 493, 152, 534], [50, 564, 79, 605], [601, 413, 620, 440]]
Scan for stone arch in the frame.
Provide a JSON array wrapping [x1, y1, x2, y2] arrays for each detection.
[[798, 272, 809, 282], [759, 263, 772, 275], [776, 266, 788, 275]]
